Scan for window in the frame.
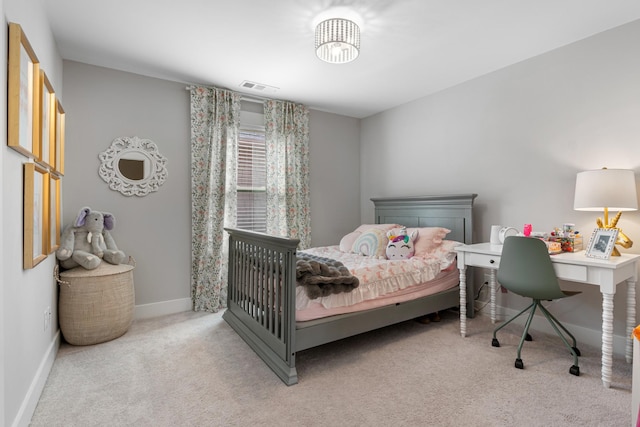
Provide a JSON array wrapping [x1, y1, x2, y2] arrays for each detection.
[[237, 125, 266, 232]]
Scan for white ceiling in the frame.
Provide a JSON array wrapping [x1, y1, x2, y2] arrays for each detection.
[[44, 0, 640, 118]]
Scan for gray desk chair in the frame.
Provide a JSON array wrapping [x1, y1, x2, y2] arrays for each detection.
[[491, 236, 581, 376]]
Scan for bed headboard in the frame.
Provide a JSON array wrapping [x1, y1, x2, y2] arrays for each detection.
[[371, 194, 477, 244]]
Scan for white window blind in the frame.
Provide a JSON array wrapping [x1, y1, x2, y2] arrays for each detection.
[[237, 126, 266, 232]]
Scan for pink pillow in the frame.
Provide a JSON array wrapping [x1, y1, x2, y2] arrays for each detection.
[[390, 227, 451, 258], [339, 224, 400, 252], [431, 240, 463, 269], [339, 232, 361, 252]]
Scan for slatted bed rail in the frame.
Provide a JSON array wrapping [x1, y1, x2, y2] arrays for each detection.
[[223, 194, 477, 386], [223, 228, 301, 385]]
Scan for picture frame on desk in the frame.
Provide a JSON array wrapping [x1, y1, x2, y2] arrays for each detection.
[[585, 228, 618, 259]]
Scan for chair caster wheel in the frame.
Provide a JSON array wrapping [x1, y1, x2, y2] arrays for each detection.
[[492, 338, 500, 347], [570, 365, 580, 376], [515, 358, 524, 369], [572, 347, 581, 357], [525, 333, 532, 341]]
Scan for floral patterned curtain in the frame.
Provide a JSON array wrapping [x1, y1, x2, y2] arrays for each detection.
[[264, 100, 311, 249], [189, 86, 240, 312]]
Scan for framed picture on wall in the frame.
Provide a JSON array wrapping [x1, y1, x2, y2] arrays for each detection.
[[54, 100, 66, 175], [8, 22, 40, 159], [49, 173, 61, 254], [585, 228, 618, 260], [24, 163, 49, 269], [39, 70, 56, 168]]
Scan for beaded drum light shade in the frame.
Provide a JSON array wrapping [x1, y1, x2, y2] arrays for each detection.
[[315, 18, 360, 64]]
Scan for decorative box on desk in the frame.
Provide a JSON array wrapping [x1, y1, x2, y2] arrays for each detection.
[[55, 258, 135, 345], [548, 235, 583, 252]]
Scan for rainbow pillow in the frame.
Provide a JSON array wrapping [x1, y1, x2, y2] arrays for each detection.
[[352, 228, 388, 258]]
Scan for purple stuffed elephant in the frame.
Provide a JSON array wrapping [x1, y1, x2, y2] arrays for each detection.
[[56, 207, 126, 269]]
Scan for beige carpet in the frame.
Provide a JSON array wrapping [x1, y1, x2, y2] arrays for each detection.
[[31, 309, 632, 426]]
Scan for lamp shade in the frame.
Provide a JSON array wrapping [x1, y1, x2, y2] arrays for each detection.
[[574, 169, 638, 211], [315, 18, 360, 64]]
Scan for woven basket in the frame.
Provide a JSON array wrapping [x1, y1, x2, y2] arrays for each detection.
[[56, 258, 135, 346]]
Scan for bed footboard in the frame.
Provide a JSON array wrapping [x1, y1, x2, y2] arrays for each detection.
[[222, 228, 300, 385]]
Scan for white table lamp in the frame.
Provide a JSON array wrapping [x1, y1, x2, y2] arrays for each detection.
[[574, 168, 638, 255]]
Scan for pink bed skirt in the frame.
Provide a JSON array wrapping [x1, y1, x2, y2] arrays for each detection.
[[296, 268, 460, 322]]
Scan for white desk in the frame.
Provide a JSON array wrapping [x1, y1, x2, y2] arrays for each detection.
[[455, 242, 640, 388]]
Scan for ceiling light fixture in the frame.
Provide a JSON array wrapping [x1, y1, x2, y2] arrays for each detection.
[[315, 18, 360, 64]]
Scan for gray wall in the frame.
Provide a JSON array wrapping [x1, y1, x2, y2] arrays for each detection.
[[61, 61, 362, 316], [309, 110, 361, 246], [62, 62, 192, 315], [2, 0, 64, 425], [361, 19, 640, 354]]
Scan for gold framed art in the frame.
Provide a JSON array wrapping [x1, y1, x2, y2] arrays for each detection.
[[49, 173, 61, 254], [24, 163, 49, 269], [55, 100, 66, 175], [8, 22, 40, 159], [39, 70, 56, 168]]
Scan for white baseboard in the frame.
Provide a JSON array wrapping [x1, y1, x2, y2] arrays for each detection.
[[134, 297, 192, 320], [16, 331, 61, 427], [19, 298, 190, 426], [474, 301, 628, 357]]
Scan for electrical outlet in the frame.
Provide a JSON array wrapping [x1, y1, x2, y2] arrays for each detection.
[[474, 273, 490, 302], [475, 273, 491, 301], [477, 285, 488, 301], [44, 306, 51, 331]]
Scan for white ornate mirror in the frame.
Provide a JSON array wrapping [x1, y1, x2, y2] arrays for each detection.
[[99, 136, 168, 197]]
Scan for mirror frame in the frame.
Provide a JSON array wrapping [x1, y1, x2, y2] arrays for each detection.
[[99, 136, 168, 197]]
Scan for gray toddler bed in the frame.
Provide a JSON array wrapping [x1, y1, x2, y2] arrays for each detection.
[[223, 194, 477, 385]]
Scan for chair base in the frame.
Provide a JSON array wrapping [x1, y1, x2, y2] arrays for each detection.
[[512, 357, 579, 376], [492, 299, 580, 375]]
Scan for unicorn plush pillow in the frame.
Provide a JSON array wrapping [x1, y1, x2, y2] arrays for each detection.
[[385, 227, 419, 260]]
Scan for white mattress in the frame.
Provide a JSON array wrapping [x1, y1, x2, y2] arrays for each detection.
[[295, 245, 459, 322]]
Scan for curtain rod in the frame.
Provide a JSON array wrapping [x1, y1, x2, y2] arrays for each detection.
[[185, 85, 269, 104], [241, 95, 267, 104]]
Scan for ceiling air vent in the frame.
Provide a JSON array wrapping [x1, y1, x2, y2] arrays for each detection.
[[239, 80, 279, 94]]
